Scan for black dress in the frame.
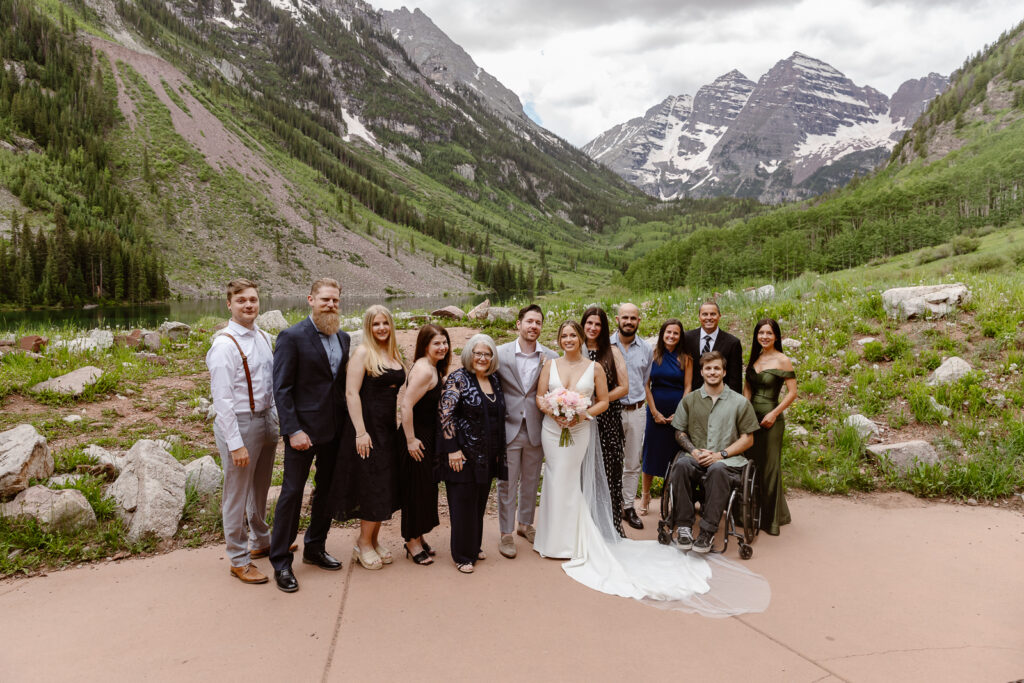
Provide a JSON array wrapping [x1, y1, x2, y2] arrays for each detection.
[[334, 366, 404, 522], [397, 368, 442, 541], [587, 348, 625, 537]]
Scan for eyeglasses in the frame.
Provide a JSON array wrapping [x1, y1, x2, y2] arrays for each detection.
[[472, 351, 493, 359]]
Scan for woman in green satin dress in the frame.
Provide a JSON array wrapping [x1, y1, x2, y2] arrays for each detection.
[[743, 318, 798, 535]]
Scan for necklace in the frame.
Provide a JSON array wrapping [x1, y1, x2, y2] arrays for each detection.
[[483, 389, 497, 403]]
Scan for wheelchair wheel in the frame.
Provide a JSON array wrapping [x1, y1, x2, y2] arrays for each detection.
[[738, 543, 753, 560], [740, 462, 761, 545]]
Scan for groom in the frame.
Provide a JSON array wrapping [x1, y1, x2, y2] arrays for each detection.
[[496, 304, 558, 559]]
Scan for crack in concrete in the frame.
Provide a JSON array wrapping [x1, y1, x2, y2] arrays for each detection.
[[735, 616, 851, 682], [321, 559, 355, 683], [821, 644, 1022, 663]]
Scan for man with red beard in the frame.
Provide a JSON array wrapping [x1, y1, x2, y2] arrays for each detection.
[[269, 278, 351, 592]]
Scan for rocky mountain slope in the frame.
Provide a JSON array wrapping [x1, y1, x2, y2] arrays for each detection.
[[584, 53, 948, 203], [2, 0, 662, 300]]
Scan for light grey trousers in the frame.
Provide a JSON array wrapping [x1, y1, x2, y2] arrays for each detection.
[[213, 410, 278, 567], [621, 407, 646, 510], [497, 423, 544, 535]]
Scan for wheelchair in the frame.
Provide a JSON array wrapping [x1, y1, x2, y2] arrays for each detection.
[[656, 454, 761, 560]]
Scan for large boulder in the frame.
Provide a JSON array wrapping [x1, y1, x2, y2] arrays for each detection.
[[31, 366, 103, 396], [881, 284, 970, 320], [18, 335, 48, 353], [185, 455, 223, 496], [927, 357, 972, 386], [867, 440, 941, 473], [467, 299, 490, 320], [255, 310, 289, 333], [486, 306, 515, 323], [109, 440, 186, 541], [142, 332, 162, 351], [158, 321, 191, 341], [745, 284, 775, 302], [0, 425, 53, 498], [843, 414, 880, 440], [431, 305, 465, 320], [1, 486, 96, 531]]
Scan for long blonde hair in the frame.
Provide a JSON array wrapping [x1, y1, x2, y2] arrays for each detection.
[[362, 305, 402, 376]]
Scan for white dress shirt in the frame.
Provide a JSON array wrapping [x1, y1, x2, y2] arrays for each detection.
[[699, 328, 720, 354], [206, 320, 275, 450], [514, 338, 542, 391]]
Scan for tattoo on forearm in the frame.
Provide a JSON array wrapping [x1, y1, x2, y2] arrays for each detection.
[[675, 431, 695, 453]]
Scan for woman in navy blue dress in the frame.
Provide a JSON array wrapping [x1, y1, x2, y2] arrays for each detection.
[[640, 319, 692, 515]]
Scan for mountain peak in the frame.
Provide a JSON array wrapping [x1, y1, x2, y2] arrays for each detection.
[[713, 69, 752, 85]]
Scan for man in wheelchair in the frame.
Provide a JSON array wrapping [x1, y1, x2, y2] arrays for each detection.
[[667, 351, 760, 553]]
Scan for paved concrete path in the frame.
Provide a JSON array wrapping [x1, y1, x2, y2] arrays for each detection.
[[1, 492, 1021, 682]]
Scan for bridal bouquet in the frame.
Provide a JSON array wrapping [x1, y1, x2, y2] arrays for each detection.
[[540, 388, 592, 447]]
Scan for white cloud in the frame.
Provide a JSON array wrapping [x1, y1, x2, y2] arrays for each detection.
[[373, 0, 1023, 145]]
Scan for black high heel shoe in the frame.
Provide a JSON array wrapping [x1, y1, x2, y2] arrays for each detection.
[[405, 542, 433, 565], [421, 539, 437, 557]]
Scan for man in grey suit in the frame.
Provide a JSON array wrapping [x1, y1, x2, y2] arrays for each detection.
[[495, 304, 558, 559]]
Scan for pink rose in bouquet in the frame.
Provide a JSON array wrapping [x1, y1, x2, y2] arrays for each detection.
[[540, 387, 592, 447]]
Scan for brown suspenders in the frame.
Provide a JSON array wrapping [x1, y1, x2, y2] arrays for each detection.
[[221, 330, 272, 414]]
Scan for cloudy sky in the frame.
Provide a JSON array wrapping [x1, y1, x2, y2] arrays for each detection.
[[371, 0, 1021, 146]]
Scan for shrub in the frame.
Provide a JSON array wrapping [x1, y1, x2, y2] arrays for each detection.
[[862, 341, 886, 362], [951, 235, 980, 255], [966, 254, 1008, 273]]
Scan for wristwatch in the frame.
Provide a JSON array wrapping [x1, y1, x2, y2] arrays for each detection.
[[720, 450, 728, 459]]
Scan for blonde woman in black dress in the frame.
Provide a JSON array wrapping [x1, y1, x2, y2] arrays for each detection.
[[343, 305, 404, 570]]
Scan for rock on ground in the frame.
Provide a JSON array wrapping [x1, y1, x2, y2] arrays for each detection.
[[857, 337, 876, 346], [158, 321, 191, 341], [844, 414, 880, 440], [18, 335, 48, 353], [31, 366, 103, 396], [431, 305, 465, 319], [255, 310, 289, 333], [786, 424, 810, 440], [928, 396, 953, 418], [143, 332, 162, 351], [0, 425, 53, 498], [109, 440, 186, 541], [882, 284, 970, 320], [1, 485, 96, 531], [866, 440, 941, 472], [467, 299, 490, 320], [927, 357, 972, 386], [47, 474, 84, 487], [486, 306, 515, 323], [745, 284, 775, 301], [185, 456, 223, 496], [84, 444, 125, 473]]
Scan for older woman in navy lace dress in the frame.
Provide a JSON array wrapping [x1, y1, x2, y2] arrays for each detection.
[[437, 333, 507, 573]]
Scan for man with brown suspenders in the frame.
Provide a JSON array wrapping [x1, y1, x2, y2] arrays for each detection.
[[206, 278, 281, 584]]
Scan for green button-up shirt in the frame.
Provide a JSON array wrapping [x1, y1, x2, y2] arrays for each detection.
[[671, 385, 759, 467]]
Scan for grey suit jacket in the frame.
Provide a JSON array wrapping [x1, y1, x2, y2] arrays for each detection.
[[496, 340, 558, 446]]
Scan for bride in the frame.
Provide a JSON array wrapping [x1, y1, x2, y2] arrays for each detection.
[[533, 320, 769, 615]]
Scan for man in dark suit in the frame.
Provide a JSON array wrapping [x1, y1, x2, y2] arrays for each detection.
[[685, 301, 743, 394], [269, 277, 350, 593]]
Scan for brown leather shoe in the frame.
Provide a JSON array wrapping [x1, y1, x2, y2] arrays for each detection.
[[230, 563, 268, 584], [250, 543, 297, 559]]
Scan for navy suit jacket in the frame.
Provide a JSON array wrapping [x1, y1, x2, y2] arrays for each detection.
[[273, 317, 350, 446], [685, 327, 743, 394]]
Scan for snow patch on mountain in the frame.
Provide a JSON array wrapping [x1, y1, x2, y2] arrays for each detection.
[[341, 107, 378, 147]]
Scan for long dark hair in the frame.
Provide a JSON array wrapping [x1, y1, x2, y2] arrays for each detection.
[[580, 307, 617, 390], [746, 317, 783, 385], [413, 323, 451, 377], [653, 318, 685, 366]]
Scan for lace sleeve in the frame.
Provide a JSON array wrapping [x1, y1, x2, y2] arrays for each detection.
[[437, 369, 465, 455]]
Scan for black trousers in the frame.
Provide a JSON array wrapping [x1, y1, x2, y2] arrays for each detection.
[[445, 479, 492, 565], [667, 456, 742, 534], [270, 437, 340, 572]]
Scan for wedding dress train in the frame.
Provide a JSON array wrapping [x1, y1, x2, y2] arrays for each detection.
[[534, 360, 770, 616]]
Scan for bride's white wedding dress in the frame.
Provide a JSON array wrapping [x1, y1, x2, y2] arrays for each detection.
[[534, 360, 770, 616]]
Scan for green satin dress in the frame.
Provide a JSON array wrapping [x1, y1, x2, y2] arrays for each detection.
[[748, 368, 794, 535]]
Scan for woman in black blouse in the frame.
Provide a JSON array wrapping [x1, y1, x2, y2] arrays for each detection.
[[437, 333, 507, 574]]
